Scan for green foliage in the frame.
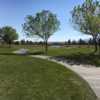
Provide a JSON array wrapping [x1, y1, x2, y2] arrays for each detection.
[[23, 10, 60, 53], [23, 10, 60, 41], [71, 0, 100, 37], [71, 0, 100, 52], [1, 26, 18, 44], [84, 14, 100, 36]]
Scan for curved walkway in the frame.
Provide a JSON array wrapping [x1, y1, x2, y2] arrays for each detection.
[[32, 55, 100, 100]]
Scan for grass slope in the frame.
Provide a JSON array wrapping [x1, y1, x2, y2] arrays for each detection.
[[0, 46, 100, 66], [28, 46, 100, 66], [0, 55, 97, 100]]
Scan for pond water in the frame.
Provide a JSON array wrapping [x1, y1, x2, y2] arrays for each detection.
[[50, 45, 62, 48]]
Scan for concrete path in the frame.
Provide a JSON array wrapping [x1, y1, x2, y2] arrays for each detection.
[[32, 55, 100, 100], [13, 49, 29, 55]]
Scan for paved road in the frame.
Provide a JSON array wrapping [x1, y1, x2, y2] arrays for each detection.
[[32, 55, 100, 100]]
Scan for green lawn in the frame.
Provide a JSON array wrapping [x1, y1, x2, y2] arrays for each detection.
[[25, 45, 100, 66], [0, 55, 97, 100], [0, 45, 100, 66], [48, 47, 100, 67]]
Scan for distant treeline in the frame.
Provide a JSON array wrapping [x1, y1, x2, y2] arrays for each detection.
[[13, 38, 97, 46]]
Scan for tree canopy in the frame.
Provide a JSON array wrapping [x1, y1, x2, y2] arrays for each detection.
[[71, 0, 100, 52], [23, 10, 60, 53], [0, 26, 18, 46], [71, 0, 100, 36]]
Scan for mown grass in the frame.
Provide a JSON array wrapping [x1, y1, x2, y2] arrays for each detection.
[[48, 47, 100, 67], [0, 55, 97, 100], [24, 45, 100, 66], [0, 45, 100, 66]]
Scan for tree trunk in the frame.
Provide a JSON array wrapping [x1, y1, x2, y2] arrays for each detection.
[[8, 44, 11, 48], [93, 36, 98, 53], [99, 44, 100, 54], [44, 40, 48, 55], [98, 38, 100, 54], [8, 41, 12, 48]]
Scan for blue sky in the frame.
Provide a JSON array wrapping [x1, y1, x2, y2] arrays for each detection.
[[0, 0, 92, 42]]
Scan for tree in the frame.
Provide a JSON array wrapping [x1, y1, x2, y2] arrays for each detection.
[[20, 39, 26, 45], [1, 26, 18, 47], [23, 10, 60, 54], [67, 40, 71, 45], [78, 39, 86, 45], [71, 0, 100, 52], [88, 38, 93, 45]]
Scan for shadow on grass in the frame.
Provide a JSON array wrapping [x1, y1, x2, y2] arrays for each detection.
[[0, 53, 20, 56], [0, 50, 100, 67], [51, 52, 100, 67], [29, 51, 45, 55], [0, 51, 45, 56]]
